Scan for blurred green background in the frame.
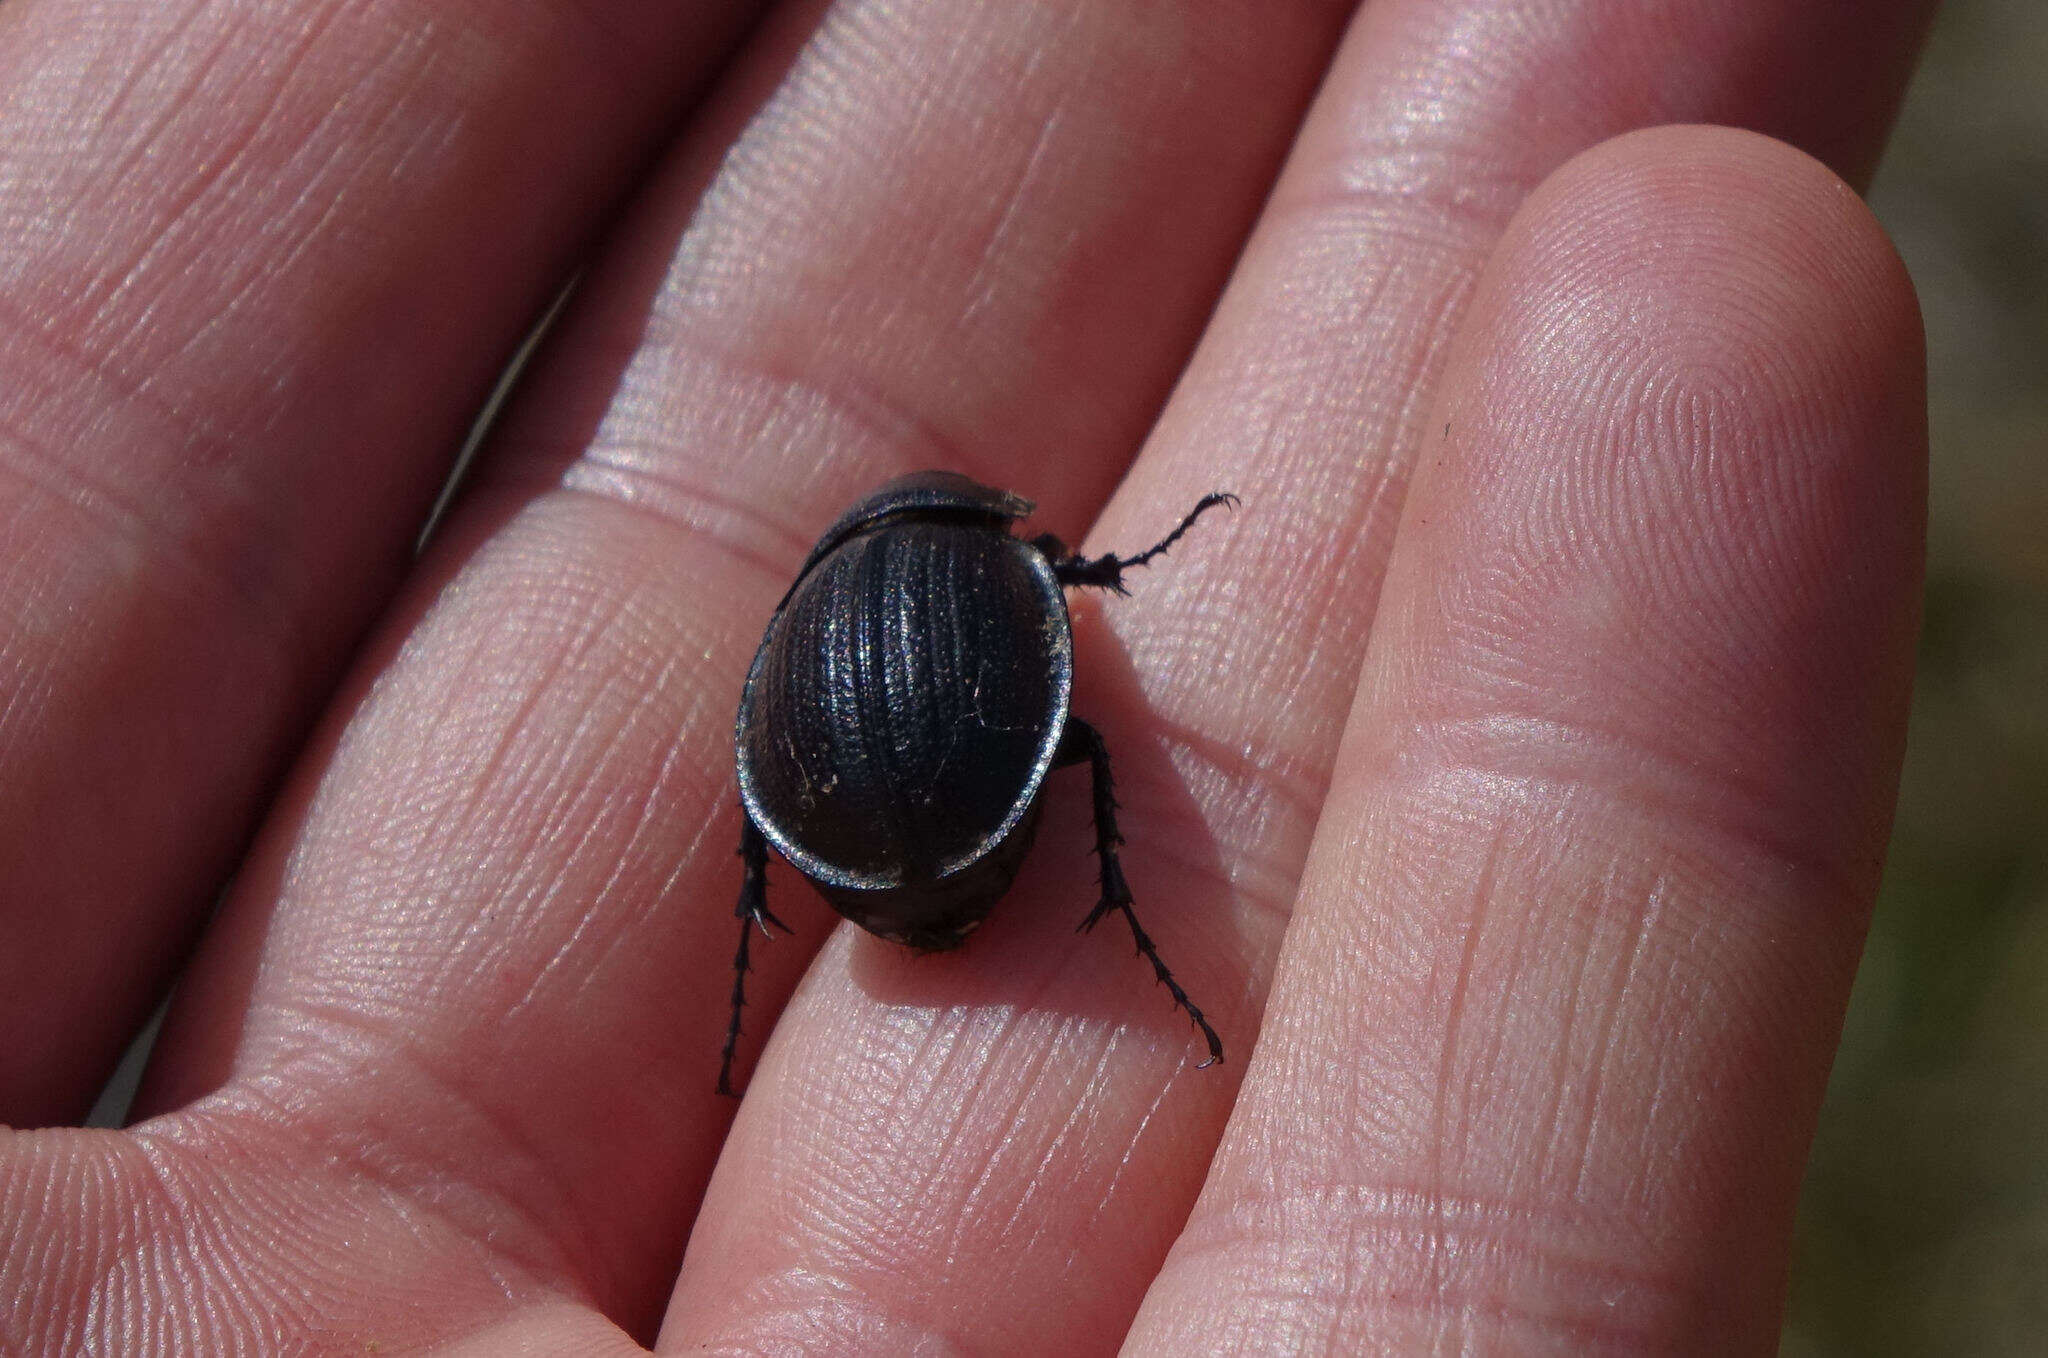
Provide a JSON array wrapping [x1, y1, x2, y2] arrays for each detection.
[[1782, 0, 2048, 1352]]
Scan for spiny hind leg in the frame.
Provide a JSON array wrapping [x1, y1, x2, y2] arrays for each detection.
[[719, 813, 786, 1097], [1057, 718, 1224, 1067]]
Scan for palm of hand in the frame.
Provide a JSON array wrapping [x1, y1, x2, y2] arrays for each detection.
[[0, 1, 1930, 1353]]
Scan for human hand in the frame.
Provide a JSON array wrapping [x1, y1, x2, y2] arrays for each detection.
[[0, 1, 1933, 1352]]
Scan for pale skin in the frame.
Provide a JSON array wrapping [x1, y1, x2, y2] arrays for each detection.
[[0, 0, 1936, 1353]]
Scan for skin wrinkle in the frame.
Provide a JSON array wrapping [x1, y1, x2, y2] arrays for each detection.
[[961, 1030, 1079, 1233], [557, 482, 803, 614], [78, 0, 216, 147], [1157, 499, 1375, 727], [954, 1064, 1051, 1256], [1210, 217, 1464, 470], [958, 97, 1071, 330], [1531, 860, 1605, 1197], [953, 1029, 1075, 1270], [1098, 1037, 1178, 1217], [889, 1030, 1009, 1251], [0, 483, 254, 732], [757, 994, 1161, 1329], [622, 0, 1302, 518], [734, 1293, 970, 1358], [1401, 546, 1883, 909], [805, 998, 968, 1199], [1093, 532, 1366, 885], [1168, 1180, 1703, 1349], [513, 648, 694, 887], [1116, 762, 1303, 936], [1271, 143, 1537, 255], [1373, 743, 1864, 976], [0, 300, 297, 633], [23, 1106, 520, 1355], [22, 0, 706, 497], [220, 93, 466, 373], [1089, 720, 1294, 901], [383, 530, 714, 887], [1450, 842, 1544, 1220], [568, 321, 993, 536], [296, 1049, 594, 1304], [508, 857, 619, 1027], [85, 9, 315, 274], [1125, 260, 1467, 778], [264, 647, 731, 1061], [1602, 379, 1837, 626], [84, 4, 361, 349], [175, 38, 462, 388], [201, 1155, 366, 1327], [532, 734, 731, 1006], [670, 9, 1004, 317], [76, 1136, 198, 1350], [311, 725, 556, 952], [202, 1059, 587, 1312], [1424, 827, 1499, 1320], [901, 5, 1113, 345], [134, 1149, 306, 1350], [411, 586, 640, 867], [1564, 868, 1667, 1208]]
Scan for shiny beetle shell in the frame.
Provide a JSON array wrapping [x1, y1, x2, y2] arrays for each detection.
[[735, 471, 1071, 949]]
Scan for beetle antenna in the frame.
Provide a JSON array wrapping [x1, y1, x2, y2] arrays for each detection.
[[720, 815, 785, 1097], [1120, 492, 1240, 572], [1049, 492, 1237, 594], [1061, 718, 1225, 1068]]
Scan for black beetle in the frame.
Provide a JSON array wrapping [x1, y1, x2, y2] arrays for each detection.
[[720, 469, 1236, 1095]]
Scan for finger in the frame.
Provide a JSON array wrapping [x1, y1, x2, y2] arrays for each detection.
[[100, 0, 1356, 1345], [666, 2, 1935, 1352], [0, 0, 765, 1123], [1128, 126, 1924, 1353]]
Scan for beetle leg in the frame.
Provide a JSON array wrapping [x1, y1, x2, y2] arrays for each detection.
[[1045, 492, 1238, 595], [720, 814, 783, 1097], [1059, 718, 1225, 1069], [735, 813, 786, 937]]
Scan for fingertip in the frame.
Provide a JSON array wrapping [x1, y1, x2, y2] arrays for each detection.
[[1466, 123, 1924, 498], [1539, 123, 1922, 384], [1400, 122, 1927, 892]]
